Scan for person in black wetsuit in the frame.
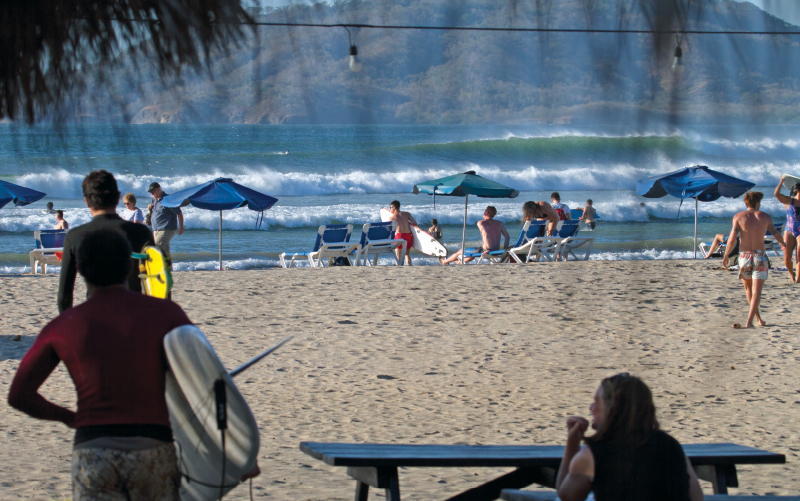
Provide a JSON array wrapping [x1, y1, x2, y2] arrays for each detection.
[[555, 373, 704, 501]]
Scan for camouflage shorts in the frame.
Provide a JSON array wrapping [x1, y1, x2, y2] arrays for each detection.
[[72, 442, 180, 500]]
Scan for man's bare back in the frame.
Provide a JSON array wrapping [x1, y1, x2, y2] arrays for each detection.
[[730, 209, 778, 253], [478, 218, 508, 251], [388, 209, 416, 233]]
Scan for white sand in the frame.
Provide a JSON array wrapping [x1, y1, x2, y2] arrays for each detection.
[[1, 260, 799, 499]]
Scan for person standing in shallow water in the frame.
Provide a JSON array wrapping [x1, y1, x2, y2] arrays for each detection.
[[723, 191, 786, 329], [555, 373, 704, 501]]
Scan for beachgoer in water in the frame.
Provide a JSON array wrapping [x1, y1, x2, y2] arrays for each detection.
[[723, 191, 786, 328], [551, 192, 571, 220], [555, 373, 704, 501], [9, 229, 195, 500], [57, 171, 155, 313], [428, 219, 443, 241], [522, 200, 559, 236], [442, 206, 509, 265], [774, 176, 800, 282], [385, 200, 418, 266], [121, 192, 145, 224], [579, 199, 596, 230], [54, 210, 69, 230]]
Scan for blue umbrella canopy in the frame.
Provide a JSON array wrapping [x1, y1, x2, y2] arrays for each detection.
[[636, 165, 754, 202], [161, 178, 278, 270], [636, 166, 755, 258], [413, 171, 519, 263], [0, 180, 46, 209], [161, 177, 278, 212]]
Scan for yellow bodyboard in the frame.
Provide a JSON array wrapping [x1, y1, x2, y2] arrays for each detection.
[[136, 246, 173, 299]]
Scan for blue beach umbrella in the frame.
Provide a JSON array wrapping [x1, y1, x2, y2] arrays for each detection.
[[0, 180, 46, 209], [636, 165, 755, 259], [161, 177, 278, 270], [413, 170, 519, 262]]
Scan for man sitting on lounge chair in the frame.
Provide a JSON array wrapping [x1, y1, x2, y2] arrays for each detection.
[[442, 206, 509, 265]]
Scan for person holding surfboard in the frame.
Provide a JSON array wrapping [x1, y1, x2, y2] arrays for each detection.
[[774, 175, 800, 283], [9, 229, 194, 500], [57, 170, 155, 313], [441, 206, 509, 265], [386, 200, 418, 265]]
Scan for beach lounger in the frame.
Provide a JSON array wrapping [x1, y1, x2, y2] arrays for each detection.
[[279, 224, 362, 268], [29, 230, 67, 274], [556, 220, 594, 261], [700, 224, 782, 259], [521, 220, 581, 262], [505, 220, 549, 263], [355, 221, 406, 266]]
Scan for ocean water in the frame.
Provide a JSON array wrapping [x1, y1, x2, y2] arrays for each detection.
[[1, 124, 797, 273]]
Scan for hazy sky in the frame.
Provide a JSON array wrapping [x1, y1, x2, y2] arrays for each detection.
[[251, 0, 800, 28]]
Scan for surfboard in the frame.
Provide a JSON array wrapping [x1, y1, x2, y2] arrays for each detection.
[[380, 208, 448, 257], [134, 246, 172, 299], [782, 174, 800, 192], [164, 325, 259, 501]]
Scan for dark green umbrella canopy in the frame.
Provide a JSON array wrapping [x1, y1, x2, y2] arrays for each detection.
[[413, 171, 520, 198], [413, 171, 519, 263]]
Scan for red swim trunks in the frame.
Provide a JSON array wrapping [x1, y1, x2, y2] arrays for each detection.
[[395, 232, 414, 250]]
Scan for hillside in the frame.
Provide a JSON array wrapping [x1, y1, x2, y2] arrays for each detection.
[[74, 0, 800, 125]]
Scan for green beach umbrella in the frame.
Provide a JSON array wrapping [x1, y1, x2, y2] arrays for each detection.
[[413, 171, 519, 263]]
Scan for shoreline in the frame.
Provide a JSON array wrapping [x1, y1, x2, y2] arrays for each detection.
[[1, 260, 799, 499]]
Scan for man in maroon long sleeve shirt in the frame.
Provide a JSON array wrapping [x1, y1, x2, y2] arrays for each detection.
[[9, 229, 192, 500]]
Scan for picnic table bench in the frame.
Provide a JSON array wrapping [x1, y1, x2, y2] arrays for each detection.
[[299, 442, 785, 501], [501, 491, 800, 501]]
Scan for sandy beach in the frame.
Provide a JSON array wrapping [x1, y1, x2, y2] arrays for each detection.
[[2, 260, 799, 499]]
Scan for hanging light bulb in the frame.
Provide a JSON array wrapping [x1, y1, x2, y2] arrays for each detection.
[[671, 45, 684, 74], [349, 44, 362, 72]]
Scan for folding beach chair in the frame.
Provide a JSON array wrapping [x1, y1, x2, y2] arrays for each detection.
[[355, 221, 406, 266], [279, 224, 361, 268], [29, 230, 67, 274]]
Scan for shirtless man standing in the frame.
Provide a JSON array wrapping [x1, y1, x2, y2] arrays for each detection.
[[442, 206, 510, 265], [723, 191, 786, 329], [522, 200, 560, 237], [386, 200, 418, 266]]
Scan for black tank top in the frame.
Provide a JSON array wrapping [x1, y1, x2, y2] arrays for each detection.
[[588, 430, 690, 501]]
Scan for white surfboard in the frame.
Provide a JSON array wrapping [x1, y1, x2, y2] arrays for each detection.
[[782, 174, 800, 192], [164, 325, 259, 501], [380, 208, 448, 257]]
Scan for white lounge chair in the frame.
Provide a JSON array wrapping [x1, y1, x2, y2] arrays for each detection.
[[279, 224, 361, 268], [29, 230, 67, 274], [505, 220, 550, 263], [355, 221, 406, 266], [556, 220, 594, 261]]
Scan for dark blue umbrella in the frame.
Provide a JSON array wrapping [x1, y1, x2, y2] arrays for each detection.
[[0, 180, 46, 209], [161, 177, 278, 270], [413, 171, 519, 262], [636, 166, 755, 258]]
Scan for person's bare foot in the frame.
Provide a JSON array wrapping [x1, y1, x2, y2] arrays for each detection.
[[732, 323, 752, 329], [756, 318, 767, 327]]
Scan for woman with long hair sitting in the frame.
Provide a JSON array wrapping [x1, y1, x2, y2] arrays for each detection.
[[556, 373, 704, 501]]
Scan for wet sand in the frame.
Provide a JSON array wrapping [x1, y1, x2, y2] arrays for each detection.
[[1, 260, 799, 499]]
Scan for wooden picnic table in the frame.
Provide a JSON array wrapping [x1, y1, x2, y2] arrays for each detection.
[[299, 442, 785, 501]]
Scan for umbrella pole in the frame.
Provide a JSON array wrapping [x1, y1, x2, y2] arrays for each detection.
[[460, 194, 468, 264], [219, 210, 223, 271], [694, 198, 698, 259]]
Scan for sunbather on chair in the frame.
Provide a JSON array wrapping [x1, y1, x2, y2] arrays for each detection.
[[442, 206, 509, 265]]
